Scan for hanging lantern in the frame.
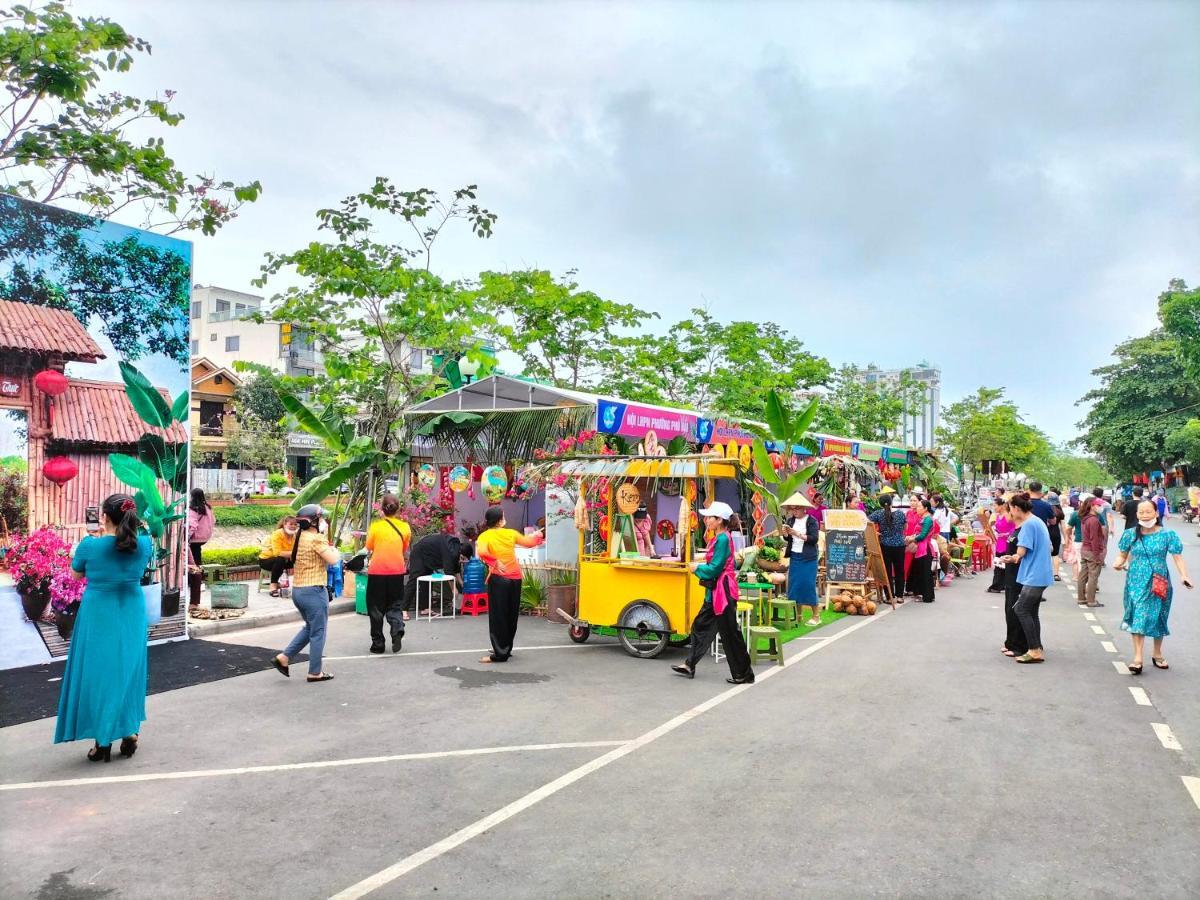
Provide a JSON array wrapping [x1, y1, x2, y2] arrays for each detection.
[[34, 369, 69, 396], [43, 455, 78, 486]]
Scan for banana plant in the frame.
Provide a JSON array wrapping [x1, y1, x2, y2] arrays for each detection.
[[107, 362, 189, 593], [743, 390, 821, 524], [280, 393, 410, 538]]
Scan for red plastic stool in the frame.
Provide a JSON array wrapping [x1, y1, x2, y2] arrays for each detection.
[[460, 592, 489, 616]]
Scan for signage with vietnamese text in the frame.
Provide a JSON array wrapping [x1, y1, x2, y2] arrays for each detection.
[[856, 442, 882, 462], [597, 399, 697, 441], [882, 447, 908, 464], [825, 529, 868, 583], [821, 437, 854, 457]]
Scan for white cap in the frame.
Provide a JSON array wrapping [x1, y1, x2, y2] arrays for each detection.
[[698, 501, 734, 520]]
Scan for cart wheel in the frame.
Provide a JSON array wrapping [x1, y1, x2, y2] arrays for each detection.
[[616, 600, 670, 659], [568, 624, 591, 643]]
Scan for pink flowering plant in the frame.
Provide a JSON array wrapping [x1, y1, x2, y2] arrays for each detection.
[[8, 527, 84, 619], [519, 430, 616, 522]]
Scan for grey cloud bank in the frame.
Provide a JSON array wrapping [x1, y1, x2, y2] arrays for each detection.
[[82, 0, 1199, 443]]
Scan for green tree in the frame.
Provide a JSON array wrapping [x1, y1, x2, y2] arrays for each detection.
[[1166, 419, 1200, 468], [0, 1, 260, 234], [1158, 278, 1200, 378], [1076, 330, 1200, 478], [600, 309, 830, 419], [224, 412, 287, 472], [256, 179, 496, 518], [815, 366, 925, 441], [0, 195, 190, 362], [1025, 447, 1112, 491], [938, 387, 1047, 478], [479, 269, 655, 390], [232, 368, 289, 426]]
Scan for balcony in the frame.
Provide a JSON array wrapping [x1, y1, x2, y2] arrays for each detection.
[[199, 424, 224, 437], [209, 308, 260, 323]]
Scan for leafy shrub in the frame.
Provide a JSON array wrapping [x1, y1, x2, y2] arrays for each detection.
[[202, 547, 262, 567], [267, 474, 288, 494], [0, 467, 27, 532], [214, 505, 291, 528]]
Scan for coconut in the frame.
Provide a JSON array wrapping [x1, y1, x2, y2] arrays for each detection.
[[832, 600, 844, 612], [866, 601, 877, 615], [846, 603, 858, 616]]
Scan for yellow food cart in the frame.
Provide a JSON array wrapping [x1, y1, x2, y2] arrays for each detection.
[[531, 454, 747, 659]]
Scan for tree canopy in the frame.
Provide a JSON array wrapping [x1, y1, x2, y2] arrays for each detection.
[[0, 1, 260, 234], [815, 366, 924, 442]]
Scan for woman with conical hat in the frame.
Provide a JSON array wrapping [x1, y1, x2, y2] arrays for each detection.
[[781, 492, 821, 626]]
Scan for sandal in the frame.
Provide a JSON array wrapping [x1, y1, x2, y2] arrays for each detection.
[[1152, 657, 1169, 670], [269, 589, 281, 598], [1128, 662, 1143, 675], [1014, 653, 1044, 664], [306, 673, 335, 682], [119, 735, 139, 758], [271, 655, 290, 678]]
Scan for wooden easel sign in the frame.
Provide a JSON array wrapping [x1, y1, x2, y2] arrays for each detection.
[[822, 508, 896, 610]]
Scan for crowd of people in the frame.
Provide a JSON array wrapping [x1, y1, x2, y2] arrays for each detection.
[[48, 475, 1194, 763]]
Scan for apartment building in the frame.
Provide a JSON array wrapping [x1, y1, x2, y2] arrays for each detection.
[[189, 285, 324, 480], [853, 363, 942, 449]]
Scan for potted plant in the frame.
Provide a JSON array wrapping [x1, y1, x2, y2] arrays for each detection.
[[107, 362, 189, 619], [7, 527, 72, 621], [50, 566, 85, 639], [544, 566, 578, 620], [520, 574, 547, 616]]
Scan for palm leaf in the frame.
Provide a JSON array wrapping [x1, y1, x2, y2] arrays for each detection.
[[171, 390, 189, 424], [752, 440, 780, 485], [764, 390, 792, 443], [791, 398, 820, 443], [119, 361, 172, 429], [291, 453, 380, 509]]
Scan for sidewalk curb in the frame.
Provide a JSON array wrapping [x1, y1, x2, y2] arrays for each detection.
[[189, 599, 357, 638]]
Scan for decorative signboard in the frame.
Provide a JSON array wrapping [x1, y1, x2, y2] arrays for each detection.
[[615, 482, 641, 514], [825, 529, 868, 583], [0, 378, 20, 398], [449, 465, 470, 492], [417, 463, 437, 488], [481, 465, 507, 503]]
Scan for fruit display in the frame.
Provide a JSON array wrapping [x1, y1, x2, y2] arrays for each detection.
[[829, 589, 878, 616]]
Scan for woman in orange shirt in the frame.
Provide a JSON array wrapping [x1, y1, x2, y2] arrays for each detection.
[[365, 493, 411, 654], [475, 507, 544, 664]]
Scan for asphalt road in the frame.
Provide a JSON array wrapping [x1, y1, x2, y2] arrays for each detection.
[[2, 524, 1198, 899]]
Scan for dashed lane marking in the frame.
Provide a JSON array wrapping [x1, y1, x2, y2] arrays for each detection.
[[1113, 661, 1130, 674], [1183, 776, 1200, 813], [1128, 686, 1152, 707], [1083, 612, 1097, 621], [1101, 641, 1118, 653], [1091, 625, 1106, 635], [1152, 723, 1183, 751]]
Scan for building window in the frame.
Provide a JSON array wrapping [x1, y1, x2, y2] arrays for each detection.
[[409, 348, 424, 369], [199, 400, 225, 436], [225, 336, 240, 352], [191, 339, 199, 355], [191, 301, 202, 319], [215, 299, 230, 313]]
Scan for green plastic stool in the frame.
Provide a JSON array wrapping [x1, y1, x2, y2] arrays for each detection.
[[748, 626, 784, 666], [769, 598, 798, 629]]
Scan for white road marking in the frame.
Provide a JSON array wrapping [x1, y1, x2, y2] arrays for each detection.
[[0, 741, 628, 793], [1090, 625, 1106, 635], [1083, 612, 1097, 622], [1128, 686, 1152, 706], [1152, 723, 1183, 751], [1101, 641, 1117, 653], [328, 609, 888, 899], [1183, 776, 1200, 812], [323, 643, 603, 662], [1113, 661, 1130, 674]]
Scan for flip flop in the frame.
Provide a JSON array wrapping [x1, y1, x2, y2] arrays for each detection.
[[306, 673, 334, 682], [1152, 657, 1169, 670], [271, 656, 289, 677], [1014, 653, 1044, 664], [1002, 649, 1016, 657]]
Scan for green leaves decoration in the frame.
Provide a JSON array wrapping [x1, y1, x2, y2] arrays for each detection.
[[281, 393, 343, 448], [171, 390, 188, 423], [119, 361, 171, 428]]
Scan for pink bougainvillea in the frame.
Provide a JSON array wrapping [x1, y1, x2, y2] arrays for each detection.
[[7, 527, 85, 618]]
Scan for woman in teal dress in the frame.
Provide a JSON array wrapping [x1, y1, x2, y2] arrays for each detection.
[[55, 494, 154, 762], [1113, 500, 1193, 675]]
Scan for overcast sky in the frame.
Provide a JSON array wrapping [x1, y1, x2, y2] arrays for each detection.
[[76, 0, 1199, 445]]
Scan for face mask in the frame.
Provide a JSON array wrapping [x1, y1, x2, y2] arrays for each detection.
[[1137, 516, 1157, 528], [284, 527, 297, 536], [318, 519, 328, 534]]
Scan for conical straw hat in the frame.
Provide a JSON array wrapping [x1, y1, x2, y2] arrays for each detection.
[[781, 492, 814, 509]]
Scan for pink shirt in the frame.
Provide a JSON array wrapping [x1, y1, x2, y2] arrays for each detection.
[[994, 515, 1015, 553]]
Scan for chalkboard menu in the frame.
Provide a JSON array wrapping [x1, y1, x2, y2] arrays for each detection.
[[825, 529, 868, 583]]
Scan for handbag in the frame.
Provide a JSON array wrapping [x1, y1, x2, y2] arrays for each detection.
[[1151, 573, 1169, 600]]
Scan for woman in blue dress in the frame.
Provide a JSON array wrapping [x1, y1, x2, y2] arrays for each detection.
[[55, 494, 154, 762], [1113, 500, 1193, 675], [781, 492, 821, 626]]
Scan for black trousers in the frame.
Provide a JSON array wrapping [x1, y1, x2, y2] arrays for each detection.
[[991, 564, 1005, 591], [882, 545, 906, 599], [366, 573, 406, 646], [260, 557, 289, 583], [188, 543, 203, 606], [909, 554, 935, 602], [686, 600, 754, 680], [1004, 567, 1026, 655], [1014, 585, 1046, 651], [190, 542, 205, 568], [487, 576, 522, 662]]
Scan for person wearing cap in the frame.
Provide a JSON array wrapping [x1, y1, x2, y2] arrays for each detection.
[[271, 505, 344, 683], [671, 501, 754, 683], [781, 491, 821, 625]]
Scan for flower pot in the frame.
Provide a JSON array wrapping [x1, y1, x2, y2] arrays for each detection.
[[55, 602, 80, 640], [160, 588, 181, 618], [20, 586, 49, 621], [545, 584, 578, 622]]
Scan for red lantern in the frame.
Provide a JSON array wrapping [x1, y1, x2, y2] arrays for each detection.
[[43, 455, 77, 486], [34, 369, 69, 396]]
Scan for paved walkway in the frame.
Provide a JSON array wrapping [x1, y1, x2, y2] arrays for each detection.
[[2, 526, 1198, 898], [187, 581, 356, 637]]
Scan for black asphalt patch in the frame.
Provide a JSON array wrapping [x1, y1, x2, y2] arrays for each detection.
[[0, 639, 307, 727]]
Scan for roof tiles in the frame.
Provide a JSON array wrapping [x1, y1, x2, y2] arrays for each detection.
[[53, 379, 187, 447], [0, 299, 105, 361]]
